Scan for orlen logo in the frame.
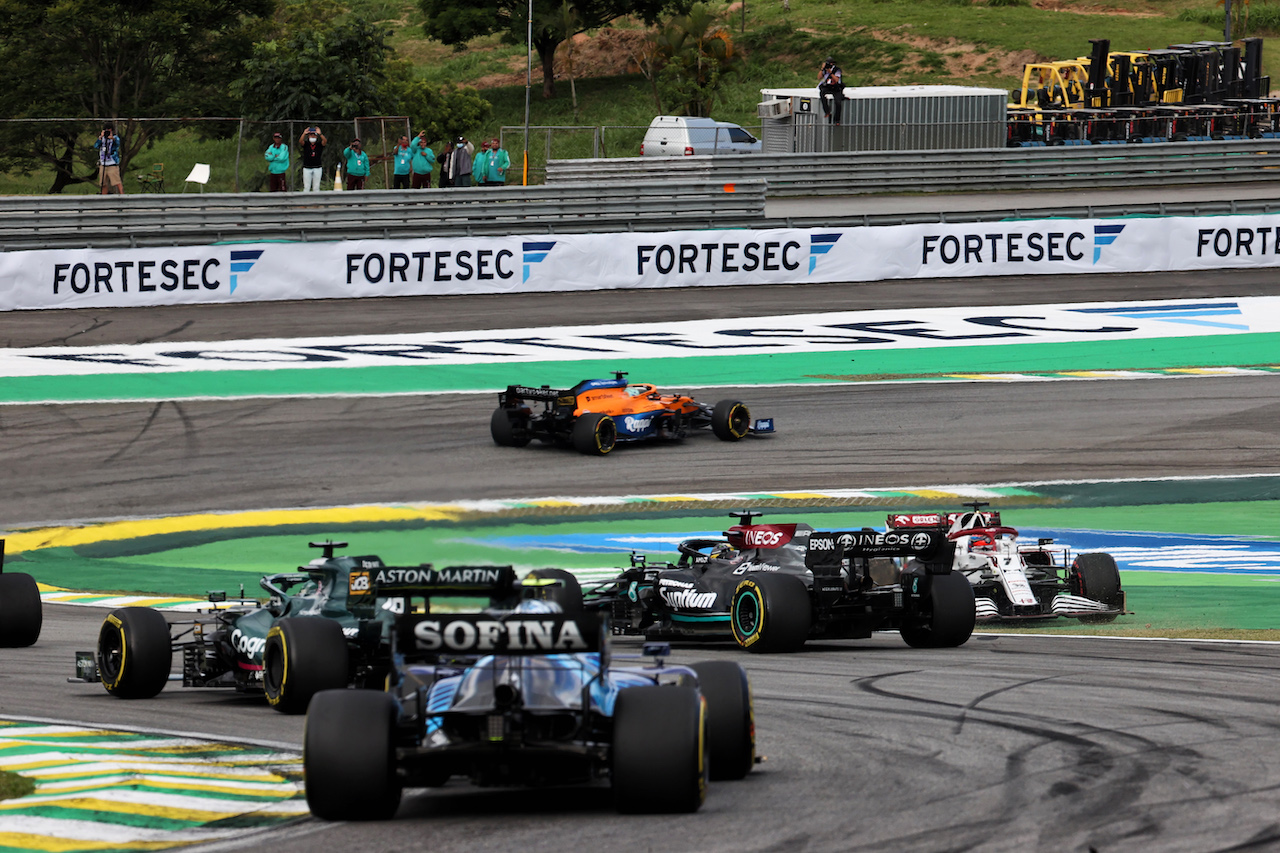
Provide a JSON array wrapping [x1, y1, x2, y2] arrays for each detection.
[[522, 240, 556, 283]]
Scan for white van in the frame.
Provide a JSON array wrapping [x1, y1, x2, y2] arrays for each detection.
[[639, 116, 762, 156]]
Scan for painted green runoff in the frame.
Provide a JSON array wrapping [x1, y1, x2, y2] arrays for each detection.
[[2, 332, 1278, 404], [16, 499, 1280, 632]]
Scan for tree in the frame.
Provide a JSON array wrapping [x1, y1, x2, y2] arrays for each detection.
[[0, 0, 273, 193], [231, 17, 398, 123], [419, 0, 679, 99], [395, 79, 494, 143], [550, 2, 584, 120], [653, 3, 740, 117]]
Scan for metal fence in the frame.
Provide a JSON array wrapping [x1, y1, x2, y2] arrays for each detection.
[[0, 182, 768, 251], [545, 139, 1280, 196]]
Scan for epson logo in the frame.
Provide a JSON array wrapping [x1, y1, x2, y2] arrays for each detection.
[[413, 619, 588, 652], [810, 537, 836, 550], [231, 628, 265, 660], [660, 589, 718, 609]]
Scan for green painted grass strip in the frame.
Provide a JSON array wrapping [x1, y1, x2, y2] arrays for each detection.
[[1, 332, 1277, 403]]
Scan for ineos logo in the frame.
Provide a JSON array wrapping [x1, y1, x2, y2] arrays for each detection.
[[743, 529, 785, 547]]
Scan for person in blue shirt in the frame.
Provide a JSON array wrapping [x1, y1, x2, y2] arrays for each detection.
[[391, 136, 413, 190], [94, 125, 124, 195], [410, 131, 436, 189], [472, 140, 491, 187], [342, 139, 370, 190], [264, 131, 290, 191]]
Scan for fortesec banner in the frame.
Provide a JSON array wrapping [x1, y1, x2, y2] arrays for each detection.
[[3, 213, 1280, 311]]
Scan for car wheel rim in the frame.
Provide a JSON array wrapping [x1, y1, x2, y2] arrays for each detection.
[[734, 592, 761, 639]]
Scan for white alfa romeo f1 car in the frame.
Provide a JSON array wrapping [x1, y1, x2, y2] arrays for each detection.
[[887, 503, 1127, 624]]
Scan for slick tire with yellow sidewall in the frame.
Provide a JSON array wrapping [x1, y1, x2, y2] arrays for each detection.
[[730, 573, 812, 653], [572, 412, 617, 456], [612, 685, 707, 814], [97, 607, 172, 699], [263, 617, 350, 714], [711, 400, 751, 441]]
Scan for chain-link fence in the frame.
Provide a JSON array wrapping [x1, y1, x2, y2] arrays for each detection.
[[0, 117, 764, 193]]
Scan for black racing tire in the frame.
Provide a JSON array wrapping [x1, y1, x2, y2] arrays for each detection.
[[523, 568, 584, 613], [730, 573, 812, 653], [0, 572, 42, 647], [900, 572, 976, 649], [97, 607, 172, 699], [613, 685, 706, 814], [1071, 553, 1122, 623], [263, 617, 350, 714], [690, 661, 754, 780], [572, 412, 617, 456], [490, 407, 531, 447], [711, 400, 751, 441], [305, 689, 402, 821]]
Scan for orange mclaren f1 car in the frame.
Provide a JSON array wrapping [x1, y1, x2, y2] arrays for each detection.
[[490, 372, 775, 456]]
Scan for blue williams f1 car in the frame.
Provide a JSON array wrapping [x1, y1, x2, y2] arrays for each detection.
[[304, 566, 755, 818]]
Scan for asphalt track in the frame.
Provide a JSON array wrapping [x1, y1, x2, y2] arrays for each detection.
[[3, 268, 1280, 851]]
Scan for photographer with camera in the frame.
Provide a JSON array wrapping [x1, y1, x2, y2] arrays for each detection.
[[94, 125, 124, 195], [818, 57, 845, 125], [341, 138, 370, 190], [298, 126, 327, 192]]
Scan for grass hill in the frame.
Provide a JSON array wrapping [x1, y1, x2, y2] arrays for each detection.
[[0, 0, 1259, 192]]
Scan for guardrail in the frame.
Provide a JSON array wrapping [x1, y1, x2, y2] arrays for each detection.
[[545, 139, 1280, 196], [0, 182, 767, 251]]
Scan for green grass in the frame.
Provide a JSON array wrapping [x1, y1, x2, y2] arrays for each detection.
[[0, 770, 35, 802], [0, 0, 1267, 192]]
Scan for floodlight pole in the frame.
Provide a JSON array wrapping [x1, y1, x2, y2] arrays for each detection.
[[524, 0, 533, 185]]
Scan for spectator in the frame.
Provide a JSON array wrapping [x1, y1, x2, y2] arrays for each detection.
[[264, 131, 290, 191], [391, 136, 413, 190], [818, 57, 845, 125], [472, 140, 491, 187], [438, 140, 454, 187], [94, 124, 124, 195], [342, 138, 370, 190], [484, 138, 511, 186], [410, 131, 436, 188], [450, 135, 473, 187], [298, 126, 327, 192]]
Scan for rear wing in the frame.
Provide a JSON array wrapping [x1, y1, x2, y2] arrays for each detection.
[[806, 529, 953, 569], [357, 564, 519, 599], [397, 611, 603, 656], [500, 384, 570, 403], [886, 511, 1001, 530]]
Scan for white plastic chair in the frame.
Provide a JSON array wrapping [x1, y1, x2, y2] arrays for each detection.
[[183, 163, 210, 193]]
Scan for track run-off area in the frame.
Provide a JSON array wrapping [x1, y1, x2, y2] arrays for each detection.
[[1, 268, 1279, 851]]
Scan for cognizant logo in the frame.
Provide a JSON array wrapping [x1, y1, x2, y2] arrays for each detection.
[[523, 241, 556, 282], [809, 233, 841, 274], [230, 249, 264, 294], [1093, 224, 1125, 265]]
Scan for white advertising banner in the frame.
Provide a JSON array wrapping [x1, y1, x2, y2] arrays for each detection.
[[3, 214, 1280, 311]]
